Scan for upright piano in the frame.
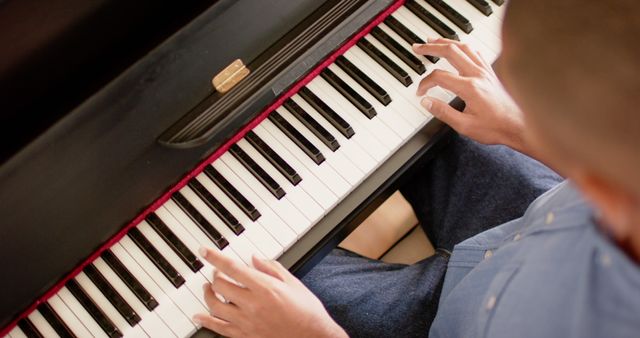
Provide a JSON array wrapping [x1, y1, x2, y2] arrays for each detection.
[[0, 0, 506, 336]]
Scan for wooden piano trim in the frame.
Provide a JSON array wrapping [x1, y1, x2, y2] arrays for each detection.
[[0, 0, 407, 335]]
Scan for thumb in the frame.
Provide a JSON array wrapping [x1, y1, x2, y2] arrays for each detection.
[[421, 97, 468, 131]]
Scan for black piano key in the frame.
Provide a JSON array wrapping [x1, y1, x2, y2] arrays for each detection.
[[268, 111, 325, 165], [245, 130, 302, 185], [101, 250, 159, 311], [467, 0, 493, 16], [384, 16, 440, 64], [229, 144, 286, 199], [298, 87, 355, 139], [66, 280, 123, 338], [83, 264, 141, 326], [172, 191, 229, 249], [334, 55, 392, 106], [370, 27, 426, 75], [187, 179, 245, 235], [356, 39, 413, 87], [17, 318, 44, 338], [425, 0, 474, 33], [320, 68, 378, 117], [492, 0, 504, 6], [405, 0, 459, 40], [37, 304, 75, 338], [203, 166, 261, 221], [146, 213, 205, 272], [127, 228, 186, 288], [283, 99, 341, 151]]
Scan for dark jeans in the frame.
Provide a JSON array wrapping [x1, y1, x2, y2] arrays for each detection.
[[301, 134, 563, 338]]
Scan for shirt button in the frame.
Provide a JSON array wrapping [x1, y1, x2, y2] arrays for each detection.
[[546, 212, 555, 225], [486, 296, 497, 310], [483, 250, 493, 259], [513, 233, 522, 241]]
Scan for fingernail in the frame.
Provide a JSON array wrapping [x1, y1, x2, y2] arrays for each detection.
[[199, 247, 208, 258], [412, 43, 422, 49], [421, 97, 432, 110]]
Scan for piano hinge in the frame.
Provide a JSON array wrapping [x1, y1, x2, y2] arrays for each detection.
[[212, 59, 250, 93]]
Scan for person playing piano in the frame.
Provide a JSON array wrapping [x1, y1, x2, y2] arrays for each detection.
[[194, 0, 640, 336]]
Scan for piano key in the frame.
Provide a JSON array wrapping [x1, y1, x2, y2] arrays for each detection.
[[17, 318, 42, 338], [384, 15, 440, 64], [283, 99, 340, 151], [405, 0, 459, 40], [179, 184, 270, 262], [203, 166, 261, 221], [117, 239, 206, 331], [492, 0, 504, 5], [27, 311, 60, 338], [466, 0, 492, 16], [57, 286, 109, 338], [146, 212, 204, 272], [161, 199, 244, 264], [171, 192, 229, 250], [74, 272, 149, 337], [298, 86, 355, 139], [251, 126, 341, 209], [320, 68, 377, 118], [101, 250, 159, 311], [334, 55, 392, 105], [128, 229, 185, 288], [218, 153, 314, 236], [109, 244, 196, 337], [92, 258, 177, 338], [47, 296, 93, 338], [37, 303, 75, 338], [297, 86, 390, 163], [370, 27, 426, 75], [236, 138, 325, 225], [7, 326, 27, 338], [245, 130, 302, 185], [136, 222, 209, 310], [290, 94, 378, 175], [66, 279, 122, 338], [187, 180, 245, 236], [357, 38, 412, 87], [268, 111, 325, 165], [425, 0, 474, 33], [195, 171, 294, 251], [84, 264, 140, 326], [229, 144, 285, 199]]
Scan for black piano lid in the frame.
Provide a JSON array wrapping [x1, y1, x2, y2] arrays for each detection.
[[0, 0, 397, 332]]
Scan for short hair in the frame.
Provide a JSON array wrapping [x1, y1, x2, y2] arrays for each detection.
[[502, 0, 640, 192]]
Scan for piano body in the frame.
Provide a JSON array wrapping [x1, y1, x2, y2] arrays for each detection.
[[0, 0, 506, 336]]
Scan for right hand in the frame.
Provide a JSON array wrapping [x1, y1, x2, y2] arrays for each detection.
[[412, 38, 529, 154]]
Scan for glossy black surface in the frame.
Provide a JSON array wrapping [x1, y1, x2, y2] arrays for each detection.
[[66, 280, 122, 338], [405, 1, 459, 40], [335, 56, 392, 105], [188, 179, 245, 235], [466, 0, 493, 16], [384, 15, 439, 64], [229, 144, 286, 199], [269, 112, 325, 165], [298, 87, 355, 138], [492, 0, 504, 6], [424, 0, 473, 33], [37, 303, 75, 338], [370, 27, 426, 75], [101, 250, 159, 311], [357, 39, 413, 87], [172, 192, 229, 250], [245, 131, 302, 185], [204, 166, 261, 221], [321, 68, 378, 117], [127, 229, 185, 288], [17, 318, 43, 338], [147, 213, 205, 272], [84, 264, 140, 326], [283, 99, 340, 151]]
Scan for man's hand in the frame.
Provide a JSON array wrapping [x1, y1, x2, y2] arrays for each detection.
[[413, 38, 530, 155], [194, 247, 347, 338]]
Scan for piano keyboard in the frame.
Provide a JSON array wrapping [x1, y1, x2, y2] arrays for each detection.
[[3, 1, 505, 337]]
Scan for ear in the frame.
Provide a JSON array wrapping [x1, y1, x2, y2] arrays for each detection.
[[573, 171, 636, 239]]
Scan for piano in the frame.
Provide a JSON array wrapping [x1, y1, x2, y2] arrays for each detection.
[[0, 0, 506, 336]]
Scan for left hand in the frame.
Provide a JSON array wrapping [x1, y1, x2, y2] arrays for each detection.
[[194, 247, 347, 338]]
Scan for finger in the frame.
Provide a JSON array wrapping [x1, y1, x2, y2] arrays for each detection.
[[199, 247, 268, 290], [193, 314, 240, 337], [426, 37, 485, 69], [251, 255, 293, 283], [412, 42, 481, 75], [420, 96, 470, 133], [210, 271, 251, 307], [202, 283, 242, 323], [416, 69, 468, 97]]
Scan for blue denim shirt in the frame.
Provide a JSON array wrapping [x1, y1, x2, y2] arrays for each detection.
[[429, 181, 640, 338]]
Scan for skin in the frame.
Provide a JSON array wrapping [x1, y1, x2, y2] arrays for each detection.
[[193, 29, 640, 338]]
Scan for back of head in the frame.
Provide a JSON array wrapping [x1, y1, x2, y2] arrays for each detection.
[[501, 0, 640, 194]]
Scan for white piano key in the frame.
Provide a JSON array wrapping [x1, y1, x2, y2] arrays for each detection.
[[27, 311, 60, 338], [93, 257, 177, 338], [48, 295, 94, 338], [251, 126, 341, 210], [290, 94, 378, 174], [137, 221, 210, 308], [7, 327, 26, 338], [216, 154, 313, 236], [180, 185, 268, 263], [111, 243, 196, 337], [237, 138, 325, 224], [58, 286, 109, 338]]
